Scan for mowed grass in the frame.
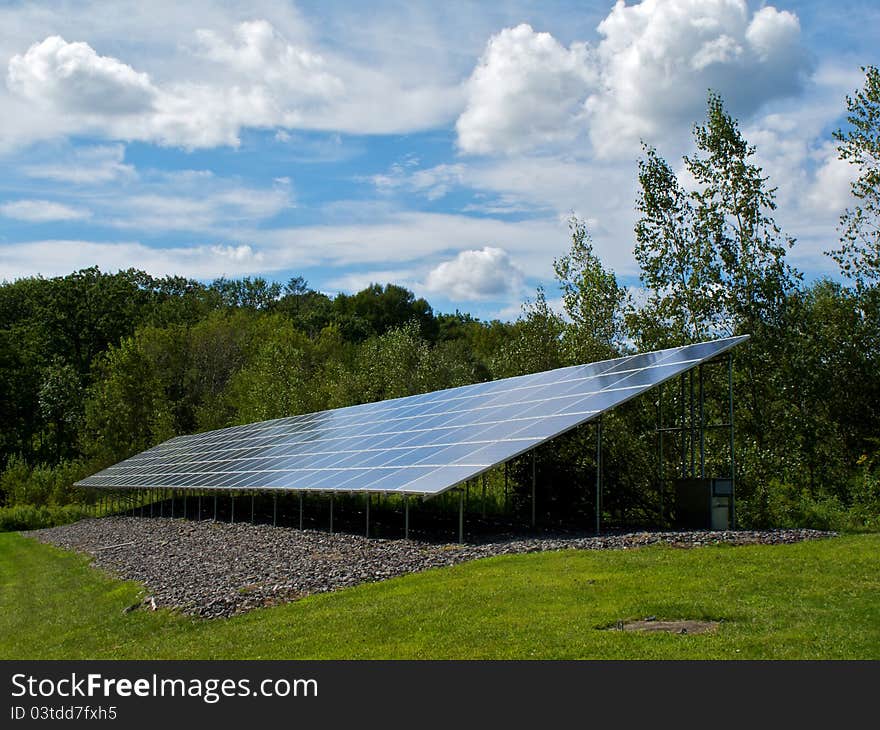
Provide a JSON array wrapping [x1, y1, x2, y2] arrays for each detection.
[[1, 531, 878, 659]]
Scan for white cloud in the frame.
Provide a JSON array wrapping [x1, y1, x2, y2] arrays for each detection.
[[0, 199, 90, 221], [806, 142, 855, 216], [456, 24, 596, 155], [2, 19, 463, 149], [193, 20, 343, 99], [22, 144, 135, 183], [325, 268, 419, 295], [7, 35, 157, 115], [102, 174, 293, 232], [424, 246, 525, 300], [0, 239, 267, 281], [456, 1, 810, 158]]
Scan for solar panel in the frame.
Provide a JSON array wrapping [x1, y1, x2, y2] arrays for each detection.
[[75, 335, 748, 496]]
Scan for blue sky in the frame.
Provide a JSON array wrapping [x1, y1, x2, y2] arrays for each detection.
[[0, 0, 876, 319]]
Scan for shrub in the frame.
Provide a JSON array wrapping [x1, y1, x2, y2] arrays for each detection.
[[0, 504, 87, 532]]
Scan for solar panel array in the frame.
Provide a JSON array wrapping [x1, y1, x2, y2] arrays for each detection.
[[76, 336, 747, 496]]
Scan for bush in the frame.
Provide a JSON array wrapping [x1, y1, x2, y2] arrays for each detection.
[[0, 504, 87, 532], [0, 457, 91, 508]]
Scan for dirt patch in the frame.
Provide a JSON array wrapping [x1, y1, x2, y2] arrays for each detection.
[[607, 618, 720, 635]]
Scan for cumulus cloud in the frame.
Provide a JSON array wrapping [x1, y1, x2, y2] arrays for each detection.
[[3, 19, 461, 149], [0, 199, 91, 222], [424, 246, 525, 300], [193, 20, 343, 99], [456, 1, 810, 158], [7, 35, 157, 115], [456, 24, 596, 155]]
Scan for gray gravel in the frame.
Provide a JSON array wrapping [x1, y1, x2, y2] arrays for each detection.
[[26, 517, 834, 619]]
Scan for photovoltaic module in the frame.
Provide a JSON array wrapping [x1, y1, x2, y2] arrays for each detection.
[[75, 335, 747, 496]]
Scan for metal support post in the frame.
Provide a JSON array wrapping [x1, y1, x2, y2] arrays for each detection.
[[251, 492, 255, 524], [658, 383, 664, 526], [680, 373, 686, 478], [728, 353, 737, 529], [273, 493, 277, 527], [329, 494, 334, 535], [365, 493, 370, 538], [197, 493, 201, 521], [699, 364, 706, 479], [503, 462, 509, 514], [596, 417, 603, 535], [531, 452, 536, 528], [299, 492, 304, 530], [213, 493, 218, 521], [404, 494, 409, 539], [150, 490, 154, 518], [171, 489, 175, 519], [231, 493, 235, 524], [160, 491, 164, 518], [183, 492, 187, 520], [689, 369, 696, 477], [458, 489, 464, 544], [481, 474, 487, 518]]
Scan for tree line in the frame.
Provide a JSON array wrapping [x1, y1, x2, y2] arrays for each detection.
[[1, 68, 878, 532]]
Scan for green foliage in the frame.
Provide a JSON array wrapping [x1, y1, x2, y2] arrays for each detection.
[[490, 287, 567, 377], [830, 65, 880, 288], [0, 504, 87, 532], [554, 216, 628, 362], [332, 283, 437, 342], [632, 93, 799, 347], [0, 90, 878, 532], [0, 456, 91, 508]]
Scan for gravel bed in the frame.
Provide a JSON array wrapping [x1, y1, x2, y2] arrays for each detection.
[[26, 517, 834, 619]]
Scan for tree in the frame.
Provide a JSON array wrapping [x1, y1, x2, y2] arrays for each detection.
[[829, 65, 880, 288], [554, 216, 628, 362], [631, 145, 720, 346], [687, 92, 799, 331], [490, 287, 566, 377], [332, 283, 437, 341], [632, 93, 799, 345]]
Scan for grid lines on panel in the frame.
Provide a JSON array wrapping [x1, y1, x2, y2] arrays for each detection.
[[75, 336, 747, 495]]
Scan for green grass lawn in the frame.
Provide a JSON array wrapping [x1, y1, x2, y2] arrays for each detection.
[[1, 531, 878, 659]]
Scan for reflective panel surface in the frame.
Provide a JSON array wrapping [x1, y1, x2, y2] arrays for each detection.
[[76, 336, 747, 495]]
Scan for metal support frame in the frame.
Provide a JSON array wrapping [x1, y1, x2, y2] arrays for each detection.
[[250, 492, 255, 524], [654, 353, 739, 530], [728, 353, 737, 529], [595, 417, 603, 535], [231, 492, 235, 524], [531, 452, 536, 528], [299, 492, 304, 530], [213, 493, 218, 522], [404, 494, 410, 539], [329, 494, 334, 535], [658, 383, 664, 526], [171, 489, 175, 519], [365, 493, 370, 538], [273, 493, 278, 527], [458, 489, 464, 544], [699, 364, 706, 479], [481, 474, 487, 518]]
